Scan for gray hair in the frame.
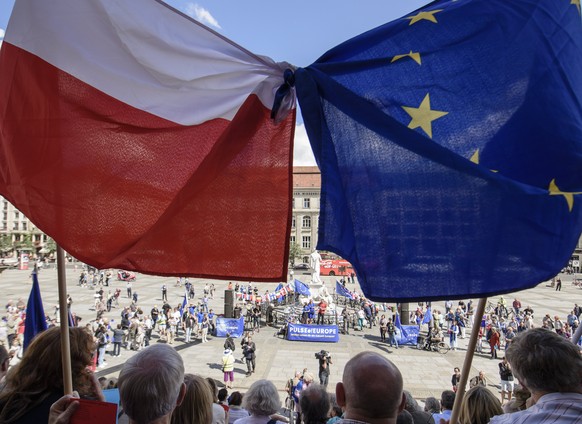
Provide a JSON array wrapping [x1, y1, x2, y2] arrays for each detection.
[[424, 397, 440, 414], [299, 384, 330, 424], [119, 344, 184, 423], [243, 379, 281, 416], [506, 328, 582, 393]]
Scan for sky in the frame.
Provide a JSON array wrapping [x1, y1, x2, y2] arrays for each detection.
[[0, 0, 431, 166]]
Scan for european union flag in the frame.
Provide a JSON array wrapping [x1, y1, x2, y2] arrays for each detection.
[[394, 313, 408, 338], [296, 0, 582, 301], [23, 272, 48, 351], [422, 308, 432, 325], [336, 281, 355, 299], [294, 279, 312, 296]]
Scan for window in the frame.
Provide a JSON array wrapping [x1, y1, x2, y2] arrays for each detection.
[[12, 222, 18, 231], [292, 198, 295, 209], [302, 216, 311, 228], [14, 211, 19, 219], [291, 216, 296, 228], [290, 236, 296, 244], [303, 198, 310, 209], [302, 236, 311, 249], [22, 222, 27, 231]]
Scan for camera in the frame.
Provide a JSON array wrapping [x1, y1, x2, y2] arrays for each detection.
[[315, 350, 330, 360]]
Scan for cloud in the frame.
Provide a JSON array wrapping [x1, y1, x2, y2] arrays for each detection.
[[293, 123, 317, 166], [184, 3, 221, 29], [0, 28, 5, 39]]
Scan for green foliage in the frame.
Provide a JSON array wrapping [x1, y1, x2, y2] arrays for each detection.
[[288, 242, 302, 266]]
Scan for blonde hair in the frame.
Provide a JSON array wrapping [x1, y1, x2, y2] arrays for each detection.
[[171, 374, 213, 424], [459, 386, 503, 424], [0, 327, 95, 423]]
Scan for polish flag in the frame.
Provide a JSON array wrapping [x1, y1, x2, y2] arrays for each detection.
[[0, 0, 296, 281]]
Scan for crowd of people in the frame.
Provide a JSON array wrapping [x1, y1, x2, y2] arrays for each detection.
[[0, 326, 578, 424], [1, 265, 582, 424]]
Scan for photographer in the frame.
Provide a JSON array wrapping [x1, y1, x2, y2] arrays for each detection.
[[316, 350, 332, 389]]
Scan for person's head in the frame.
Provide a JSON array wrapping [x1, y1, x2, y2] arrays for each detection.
[[206, 377, 218, 402], [243, 379, 281, 416], [424, 397, 440, 414], [402, 391, 420, 413], [218, 388, 228, 403], [229, 391, 243, 407], [98, 376, 108, 389], [336, 351, 405, 422], [453, 367, 460, 375], [506, 328, 582, 396], [478, 371, 485, 379], [0, 327, 95, 423], [171, 374, 213, 424], [396, 410, 413, 424], [300, 384, 330, 424], [440, 390, 455, 411], [459, 385, 503, 424], [119, 344, 186, 424], [303, 372, 315, 385]]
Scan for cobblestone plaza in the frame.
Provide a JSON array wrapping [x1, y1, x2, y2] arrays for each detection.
[[1, 266, 580, 400]]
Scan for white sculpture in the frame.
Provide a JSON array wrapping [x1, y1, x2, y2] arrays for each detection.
[[310, 249, 322, 284]]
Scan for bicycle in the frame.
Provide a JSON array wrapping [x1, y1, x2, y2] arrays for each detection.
[[416, 336, 450, 354]]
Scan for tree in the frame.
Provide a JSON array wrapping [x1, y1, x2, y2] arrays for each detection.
[[44, 237, 57, 254], [14, 233, 33, 250], [0, 234, 12, 255], [289, 242, 302, 266]]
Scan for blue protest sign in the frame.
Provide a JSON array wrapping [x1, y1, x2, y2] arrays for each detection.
[[286, 324, 339, 343]]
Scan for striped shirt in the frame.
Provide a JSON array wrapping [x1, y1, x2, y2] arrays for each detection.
[[489, 393, 582, 424]]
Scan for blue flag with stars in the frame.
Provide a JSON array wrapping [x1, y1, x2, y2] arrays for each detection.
[[296, 0, 582, 301]]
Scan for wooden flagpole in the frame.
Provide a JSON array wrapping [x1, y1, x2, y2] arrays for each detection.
[[56, 245, 74, 394], [449, 297, 487, 424]]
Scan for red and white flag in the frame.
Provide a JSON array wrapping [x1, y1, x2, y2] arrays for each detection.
[[0, 0, 295, 281]]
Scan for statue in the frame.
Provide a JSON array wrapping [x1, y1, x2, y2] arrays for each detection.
[[310, 249, 322, 284]]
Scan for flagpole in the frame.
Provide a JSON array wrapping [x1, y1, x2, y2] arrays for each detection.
[[57, 245, 73, 394], [449, 297, 487, 424]]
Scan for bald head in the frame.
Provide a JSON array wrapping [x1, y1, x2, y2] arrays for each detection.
[[337, 351, 404, 423]]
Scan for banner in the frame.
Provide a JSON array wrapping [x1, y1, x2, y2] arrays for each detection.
[[396, 325, 419, 345], [286, 324, 339, 343], [216, 317, 245, 338]]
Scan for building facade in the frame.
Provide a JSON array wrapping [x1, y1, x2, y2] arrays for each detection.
[[1, 196, 49, 256], [291, 166, 321, 264]]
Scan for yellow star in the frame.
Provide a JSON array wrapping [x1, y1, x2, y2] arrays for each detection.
[[572, 0, 581, 15], [405, 10, 443, 25], [402, 94, 448, 139], [470, 149, 480, 164], [391, 51, 422, 65], [469, 149, 498, 172], [549, 179, 581, 212]]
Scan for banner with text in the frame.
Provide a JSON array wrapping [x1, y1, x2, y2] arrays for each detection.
[[216, 317, 245, 338], [287, 324, 339, 343], [396, 325, 419, 345]]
